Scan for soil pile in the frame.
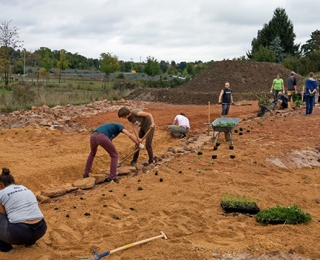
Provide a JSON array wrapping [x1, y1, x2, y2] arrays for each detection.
[[126, 60, 304, 105]]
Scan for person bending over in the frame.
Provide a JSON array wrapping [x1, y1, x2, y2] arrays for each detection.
[[168, 113, 190, 138], [0, 168, 47, 253]]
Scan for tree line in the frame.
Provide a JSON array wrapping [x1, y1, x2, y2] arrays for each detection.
[[1, 7, 320, 87]]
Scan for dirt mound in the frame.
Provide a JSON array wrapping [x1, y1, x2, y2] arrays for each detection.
[[126, 60, 304, 105]]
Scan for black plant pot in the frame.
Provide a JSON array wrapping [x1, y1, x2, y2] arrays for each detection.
[[221, 202, 260, 214], [213, 146, 218, 151], [212, 155, 217, 159]]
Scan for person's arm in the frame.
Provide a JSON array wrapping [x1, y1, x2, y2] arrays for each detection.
[[218, 89, 224, 103], [122, 129, 139, 145], [270, 81, 274, 92], [136, 111, 155, 128], [130, 122, 140, 142], [230, 93, 234, 104], [282, 81, 285, 93], [172, 119, 177, 125], [0, 204, 6, 216]]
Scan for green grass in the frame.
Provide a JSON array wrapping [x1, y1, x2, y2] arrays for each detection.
[[256, 205, 312, 224], [221, 194, 257, 208]]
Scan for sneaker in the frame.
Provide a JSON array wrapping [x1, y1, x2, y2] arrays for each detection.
[[25, 243, 36, 248], [130, 160, 137, 166], [83, 173, 89, 178], [104, 177, 119, 183]]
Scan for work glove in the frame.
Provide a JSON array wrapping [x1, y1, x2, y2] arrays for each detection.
[[270, 90, 272, 93], [218, 101, 222, 104], [283, 90, 285, 94], [139, 143, 145, 149]]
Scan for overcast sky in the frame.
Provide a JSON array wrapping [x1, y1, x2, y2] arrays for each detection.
[[1, 0, 319, 63]]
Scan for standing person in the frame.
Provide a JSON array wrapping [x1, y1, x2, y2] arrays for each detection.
[[118, 107, 155, 166], [83, 123, 139, 181], [218, 82, 234, 117], [168, 113, 190, 138], [305, 72, 318, 115], [287, 71, 297, 108], [270, 74, 284, 100], [0, 168, 47, 253]]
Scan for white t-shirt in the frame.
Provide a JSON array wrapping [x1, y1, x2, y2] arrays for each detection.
[[174, 115, 190, 128], [0, 184, 44, 223]]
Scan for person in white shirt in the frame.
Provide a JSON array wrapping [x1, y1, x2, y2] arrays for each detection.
[[168, 113, 190, 138], [0, 168, 47, 253]]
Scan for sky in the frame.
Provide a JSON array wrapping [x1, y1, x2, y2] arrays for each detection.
[[1, 0, 319, 63]]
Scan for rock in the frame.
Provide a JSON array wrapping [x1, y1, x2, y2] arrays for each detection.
[[36, 194, 51, 204], [72, 177, 96, 190], [92, 174, 107, 184], [41, 187, 67, 198]]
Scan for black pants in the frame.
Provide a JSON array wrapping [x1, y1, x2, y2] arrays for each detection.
[[133, 128, 154, 163], [0, 215, 47, 252]]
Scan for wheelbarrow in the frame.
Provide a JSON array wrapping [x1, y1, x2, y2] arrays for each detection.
[[257, 100, 277, 117], [211, 118, 240, 149]]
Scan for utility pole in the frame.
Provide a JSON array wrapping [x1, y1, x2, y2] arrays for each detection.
[[131, 58, 133, 79], [23, 48, 26, 80]]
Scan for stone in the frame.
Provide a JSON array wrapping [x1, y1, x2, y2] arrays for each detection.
[[41, 187, 67, 198], [36, 194, 51, 204], [72, 177, 96, 190]]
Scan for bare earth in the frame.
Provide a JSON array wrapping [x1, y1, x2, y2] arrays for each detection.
[[1, 100, 320, 260]]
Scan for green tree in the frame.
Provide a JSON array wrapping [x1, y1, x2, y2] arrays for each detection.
[[252, 45, 276, 62], [301, 30, 320, 56], [248, 8, 297, 59], [99, 52, 120, 76], [0, 20, 23, 87], [159, 60, 168, 73], [35, 47, 55, 70], [144, 56, 161, 76], [269, 36, 285, 62], [57, 50, 69, 83], [186, 62, 194, 75]]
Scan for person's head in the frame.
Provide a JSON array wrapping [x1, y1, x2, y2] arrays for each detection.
[[276, 74, 281, 78], [291, 71, 296, 76], [118, 107, 131, 118], [309, 72, 314, 78], [277, 91, 283, 96], [180, 113, 186, 117], [225, 82, 230, 89], [0, 168, 15, 188]]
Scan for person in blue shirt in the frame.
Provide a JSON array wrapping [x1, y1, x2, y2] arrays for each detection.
[[83, 123, 139, 182], [218, 82, 234, 116], [305, 72, 319, 115]]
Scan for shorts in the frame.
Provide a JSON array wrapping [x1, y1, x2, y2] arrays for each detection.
[[287, 90, 295, 96]]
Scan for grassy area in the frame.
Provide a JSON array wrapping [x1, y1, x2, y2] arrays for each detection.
[[0, 79, 134, 113]]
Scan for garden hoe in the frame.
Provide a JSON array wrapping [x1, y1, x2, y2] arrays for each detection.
[[117, 127, 153, 168], [75, 231, 167, 260]]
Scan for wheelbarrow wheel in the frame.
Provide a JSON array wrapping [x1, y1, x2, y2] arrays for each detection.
[[257, 108, 265, 117]]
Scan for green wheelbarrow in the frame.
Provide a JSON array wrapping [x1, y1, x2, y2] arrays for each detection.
[[211, 118, 241, 150]]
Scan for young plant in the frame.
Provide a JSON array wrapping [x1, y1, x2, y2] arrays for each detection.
[[256, 205, 312, 224], [221, 194, 257, 208]]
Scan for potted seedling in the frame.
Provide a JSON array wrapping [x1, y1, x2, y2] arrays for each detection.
[[221, 194, 260, 214], [229, 145, 234, 150], [213, 146, 218, 150], [255, 205, 312, 225]]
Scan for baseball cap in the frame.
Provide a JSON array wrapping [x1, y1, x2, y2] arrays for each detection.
[[291, 71, 296, 75]]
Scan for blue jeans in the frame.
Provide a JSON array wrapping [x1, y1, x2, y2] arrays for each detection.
[[305, 95, 315, 115], [0, 216, 47, 252]]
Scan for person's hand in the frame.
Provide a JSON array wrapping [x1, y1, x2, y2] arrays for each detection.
[[231, 102, 235, 105], [218, 101, 222, 104], [283, 90, 285, 94], [270, 90, 272, 93], [151, 123, 155, 128], [139, 143, 145, 149]]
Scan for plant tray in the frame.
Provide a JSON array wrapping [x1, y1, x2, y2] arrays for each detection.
[[221, 202, 260, 214]]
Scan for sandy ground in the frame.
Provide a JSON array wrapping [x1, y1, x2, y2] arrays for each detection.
[[1, 101, 320, 260]]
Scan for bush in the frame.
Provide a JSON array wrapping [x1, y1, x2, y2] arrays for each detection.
[[258, 94, 271, 106], [256, 205, 312, 224]]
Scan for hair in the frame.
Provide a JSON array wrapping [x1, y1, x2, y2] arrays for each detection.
[[118, 107, 131, 118], [309, 72, 314, 77], [180, 113, 186, 117], [0, 168, 15, 187]]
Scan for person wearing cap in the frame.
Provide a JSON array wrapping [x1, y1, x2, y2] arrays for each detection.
[[168, 113, 190, 138], [270, 74, 284, 101], [275, 91, 289, 110], [287, 71, 297, 109]]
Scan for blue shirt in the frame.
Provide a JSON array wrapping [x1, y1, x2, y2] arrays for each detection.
[[305, 78, 318, 95], [94, 123, 125, 140]]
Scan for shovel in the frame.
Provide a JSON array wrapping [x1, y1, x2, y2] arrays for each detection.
[[117, 127, 153, 167], [76, 231, 167, 260]]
